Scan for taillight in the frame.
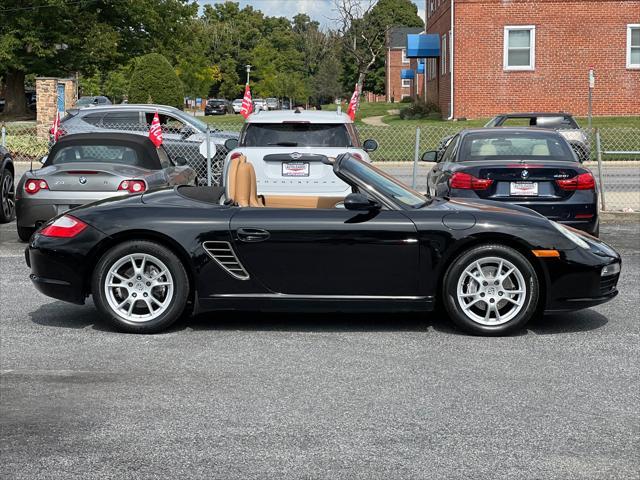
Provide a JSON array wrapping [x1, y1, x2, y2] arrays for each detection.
[[40, 215, 87, 238], [556, 172, 595, 191], [117, 180, 147, 194], [450, 172, 493, 190], [230, 152, 242, 160], [25, 179, 49, 194]]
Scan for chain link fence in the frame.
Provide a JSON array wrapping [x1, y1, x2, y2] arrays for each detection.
[[2, 120, 638, 211]]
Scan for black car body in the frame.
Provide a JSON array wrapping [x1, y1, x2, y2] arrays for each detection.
[[425, 128, 600, 236], [26, 153, 620, 336], [205, 99, 232, 116], [0, 145, 16, 223]]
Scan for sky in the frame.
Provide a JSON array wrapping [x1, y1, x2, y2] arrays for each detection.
[[197, 0, 426, 27]]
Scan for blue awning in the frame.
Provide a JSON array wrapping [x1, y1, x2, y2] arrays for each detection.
[[406, 34, 440, 58], [417, 61, 425, 74], [401, 69, 415, 80]]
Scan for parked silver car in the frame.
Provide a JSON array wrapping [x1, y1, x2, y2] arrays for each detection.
[[56, 104, 238, 185], [15, 133, 196, 241]]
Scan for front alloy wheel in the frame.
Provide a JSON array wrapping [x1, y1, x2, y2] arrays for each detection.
[[92, 241, 189, 333], [443, 245, 539, 335]]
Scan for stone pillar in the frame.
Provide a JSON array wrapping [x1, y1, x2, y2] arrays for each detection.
[[35, 77, 78, 139]]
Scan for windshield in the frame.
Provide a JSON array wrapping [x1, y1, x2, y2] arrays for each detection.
[[49, 145, 152, 168], [243, 123, 352, 147], [76, 97, 96, 106], [459, 132, 575, 161], [173, 110, 208, 132], [340, 155, 427, 208], [486, 116, 579, 129]]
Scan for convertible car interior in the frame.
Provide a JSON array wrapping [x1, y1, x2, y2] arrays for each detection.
[[224, 155, 345, 209]]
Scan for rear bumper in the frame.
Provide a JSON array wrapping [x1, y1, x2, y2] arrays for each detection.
[[16, 192, 126, 228], [26, 225, 108, 304]]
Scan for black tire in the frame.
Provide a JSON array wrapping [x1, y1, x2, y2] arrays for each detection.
[[92, 240, 190, 333], [17, 225, 35, 242], [0, 167, 15, 223], [442, 244, 539, 336]]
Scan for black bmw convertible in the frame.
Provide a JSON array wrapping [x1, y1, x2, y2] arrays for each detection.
[[25, 153, 621, 335]]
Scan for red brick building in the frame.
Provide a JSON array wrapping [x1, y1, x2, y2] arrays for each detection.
[[424, 0, 640, 118], [385, 27, 425, 102]]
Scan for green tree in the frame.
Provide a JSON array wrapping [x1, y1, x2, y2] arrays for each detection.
[[128, 53, 184, 108], [0, 0, 197, 116], [335, 0, 423, 95]]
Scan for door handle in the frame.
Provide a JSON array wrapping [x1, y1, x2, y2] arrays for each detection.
[[237, 227, 270, 242]]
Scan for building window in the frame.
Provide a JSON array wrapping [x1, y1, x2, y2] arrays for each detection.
[[504, 26, 535, 71], [402, 78, 411, 88], [401, 94, 410, 100], [401, 48, 410, 64], [628, 24, 640, 69], [441, 34, 447, 75]]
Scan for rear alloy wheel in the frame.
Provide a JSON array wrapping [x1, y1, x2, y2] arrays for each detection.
[[0, 168, 15, 223], [92, 241, 189, 333], [443, 244, 539, 335]]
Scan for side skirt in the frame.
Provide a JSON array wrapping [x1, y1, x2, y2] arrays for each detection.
[[197, 294, 435, 313]]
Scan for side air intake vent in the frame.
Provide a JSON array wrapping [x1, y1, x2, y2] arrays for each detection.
[[202, 241, 250, 280]]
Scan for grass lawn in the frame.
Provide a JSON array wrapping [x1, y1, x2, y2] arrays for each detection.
[[200, 113, 246, 127]]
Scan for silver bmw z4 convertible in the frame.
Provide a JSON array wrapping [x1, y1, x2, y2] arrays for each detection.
[[15, 133, 196, 241]]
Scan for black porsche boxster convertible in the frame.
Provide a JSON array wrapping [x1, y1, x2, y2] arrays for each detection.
[[25, 153, 621, 335]]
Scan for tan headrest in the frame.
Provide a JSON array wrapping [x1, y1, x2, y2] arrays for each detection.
[[226, 155, 246, 202], [235, 162, 252, 207], [532, 144, 550, 156], [478, 143, 497, 156]]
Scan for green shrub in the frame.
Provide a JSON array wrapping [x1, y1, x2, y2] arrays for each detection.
[[399, 101, 442, 120], [400, 96, 413, 103], [128, 53, 184, 108]]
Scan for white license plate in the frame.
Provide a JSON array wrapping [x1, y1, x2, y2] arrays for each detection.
[[282, 161, 309, 177], [510, 182, 538, 196]]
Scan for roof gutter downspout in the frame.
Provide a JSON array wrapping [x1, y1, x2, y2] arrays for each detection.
[[448, 0, 455, 120]]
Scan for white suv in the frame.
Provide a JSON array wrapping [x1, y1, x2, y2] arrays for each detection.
[[223, 110, 378, 197]]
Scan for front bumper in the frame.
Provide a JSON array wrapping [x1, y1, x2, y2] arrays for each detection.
[[543, 235, 621, 313]]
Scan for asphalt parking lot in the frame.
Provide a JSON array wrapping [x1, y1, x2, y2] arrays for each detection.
[[1, 219, 638, 479]]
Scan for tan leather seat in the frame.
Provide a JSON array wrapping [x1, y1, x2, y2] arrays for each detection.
[[532, 144, 550, 156], [226, 155, 246, 203], [235, 162, 264, 207]]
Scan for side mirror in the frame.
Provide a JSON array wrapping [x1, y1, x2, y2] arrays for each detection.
[[344, 193, 380, 212], [224, 138, 239, 151], [421, 150, 439, 162], [174, 156, 187, 166], [362, 139, 378, 152]]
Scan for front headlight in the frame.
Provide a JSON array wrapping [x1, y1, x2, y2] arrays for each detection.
[[551, 222, 590, 249], [601, 263, 621, 277]]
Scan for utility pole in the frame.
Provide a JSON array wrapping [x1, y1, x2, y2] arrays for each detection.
[[245, 65, 252, 85], [588, 66, 595, 130]]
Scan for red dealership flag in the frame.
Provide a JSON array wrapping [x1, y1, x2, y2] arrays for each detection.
[[240, 84, 253, 119], [346, 83, 360, 121], [149, 111, 163, 147], [51, 110, 61, 142]]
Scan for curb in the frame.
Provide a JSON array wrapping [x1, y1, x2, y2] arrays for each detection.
[[600, 211, 640, 222]]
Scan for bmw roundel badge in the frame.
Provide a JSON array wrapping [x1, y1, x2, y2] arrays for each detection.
[[521, 169, 529, 179], [79, 176, 87, 184]]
